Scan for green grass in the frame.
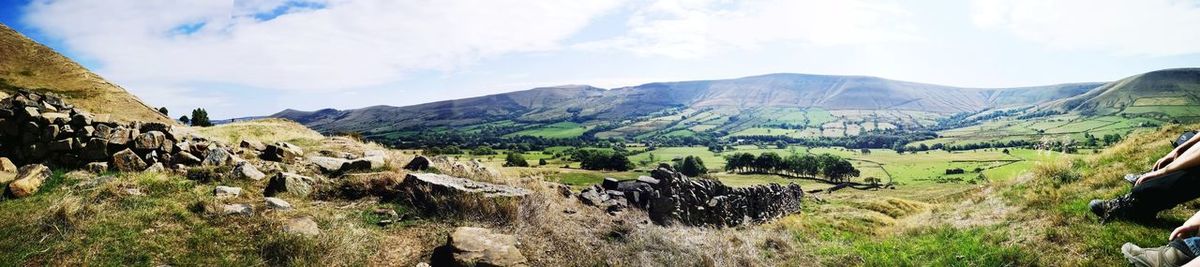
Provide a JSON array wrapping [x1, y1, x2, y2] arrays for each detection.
[[506, 122, 588, 139], [838, 226, 1034, 266], [0, 171, 379, 266]]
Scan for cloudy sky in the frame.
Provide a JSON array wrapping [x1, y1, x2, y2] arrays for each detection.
[[1, 0, 1198, 119]]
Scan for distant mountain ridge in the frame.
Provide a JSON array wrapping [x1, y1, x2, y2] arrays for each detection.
[[273, 73, 1105, 135]]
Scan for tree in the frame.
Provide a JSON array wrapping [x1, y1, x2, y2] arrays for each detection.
[[503, 152, 529, 167], [178, 115, 190, 124], [190, 108, 212, 127], [158, 107, 168, 115], [674, 156, 708, 177], [606, 153, 633, 171], [538, 158, 548, 166]]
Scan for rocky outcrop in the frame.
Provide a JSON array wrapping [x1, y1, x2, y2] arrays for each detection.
[[7, 164, 50, 198], [578, 167, 805, 227], [398, 173, 529, 221], [0, 90, 238, 172], [439, 227, 527, 267]]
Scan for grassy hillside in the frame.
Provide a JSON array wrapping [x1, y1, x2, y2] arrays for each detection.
[[273, 73, 1106, 141], [1048, 68, 1200, 121], [0, 23, 172, 124]]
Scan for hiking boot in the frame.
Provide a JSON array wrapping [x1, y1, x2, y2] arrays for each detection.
[[1090, 194, 1147, 223], [1125, 173, 1143, 184], [1122, 243, 1192, 267]]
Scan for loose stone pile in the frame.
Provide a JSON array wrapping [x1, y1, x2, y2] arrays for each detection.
[[0, 89, 227, 171], [578, 166, 805, 227]]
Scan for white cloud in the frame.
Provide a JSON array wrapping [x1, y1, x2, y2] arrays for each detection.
[[577, 0, 920, 58], [971, 0, 1200, 56], [22, 0, 625, 92]]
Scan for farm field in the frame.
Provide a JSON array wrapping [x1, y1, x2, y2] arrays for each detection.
[[505, 121, 588, 138]]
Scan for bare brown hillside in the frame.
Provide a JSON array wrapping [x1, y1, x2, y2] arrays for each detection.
[[0, 23, 172, 124]]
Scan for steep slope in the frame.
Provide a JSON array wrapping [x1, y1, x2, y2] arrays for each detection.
[[274, 73, 1103, 136], [1045, 68, 1200, 118], [0, 23, 171, 124]]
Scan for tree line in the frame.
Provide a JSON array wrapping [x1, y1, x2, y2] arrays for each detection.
[[724, 152, 860, 182]]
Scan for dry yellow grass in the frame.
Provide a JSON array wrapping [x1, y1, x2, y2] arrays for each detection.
[[194, 118, 325, 145], [0, 23, 172, 124]]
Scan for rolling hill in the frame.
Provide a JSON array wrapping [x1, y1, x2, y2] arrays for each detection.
[[1044, 68, 1200, 120], [0, 23, 172, 124], [273, 73, 1104, 140]]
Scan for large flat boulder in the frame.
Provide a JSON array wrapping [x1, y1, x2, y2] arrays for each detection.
[[444, 227, 527, 267], [399, 173, 529, 221], [262, 142, 303, 162]]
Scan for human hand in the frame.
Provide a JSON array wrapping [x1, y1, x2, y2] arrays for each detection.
[[1155, 151, 1180, 171], [1171, 211, 1200, 241], [1135, 170, 1165, 186]]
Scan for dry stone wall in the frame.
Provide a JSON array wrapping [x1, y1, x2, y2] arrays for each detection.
[[0, 90, 229, 171], [579, 167, 805, 227]]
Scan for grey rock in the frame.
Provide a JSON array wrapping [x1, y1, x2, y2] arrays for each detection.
[[265, 197, 292, 210], [222, 204, 254, 216], [265, 172, 314, 197], [202, 147, 233, 166], [262, 142, 303, 162], [445, 227, 527, 267], [134, 131, 166, 150], [214, 186, 242, 198], [232, 162, 266, 180], [111, 148, 148, 172], [283, 217, 320, 236]]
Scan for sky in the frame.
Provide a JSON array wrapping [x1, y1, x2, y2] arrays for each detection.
[[1, 0, 1198, 119]]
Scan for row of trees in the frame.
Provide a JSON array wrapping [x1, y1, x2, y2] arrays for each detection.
[[724, 152, 860, 182]]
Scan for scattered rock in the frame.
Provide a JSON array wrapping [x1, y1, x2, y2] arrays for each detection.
[[222, 204, 254, 216], [310, 156, 350, 174], [214, 186, 242, 198], [85, 162, 108, 174], [262, 142, 303, 162], [134, 131, 166, 150], [265, 172, 314, 197], [0, 157, 17, 183], [7, 164, 50, 198], [403, 156, 431, 171], [202, 147, 233, 166], [111, 148, 147, 172], [174, 151, 202, 165], [265, 197, 292, 210], [144, 162, 166, 173], [444, 227, 527, 267], [232, 162, 266, 180], [239, 140, 266, 151], [283, 217, 320, 236]]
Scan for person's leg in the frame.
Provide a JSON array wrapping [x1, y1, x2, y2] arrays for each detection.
[[1122, 238, 1196, 267], [1093, 166, 1200, 221]]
